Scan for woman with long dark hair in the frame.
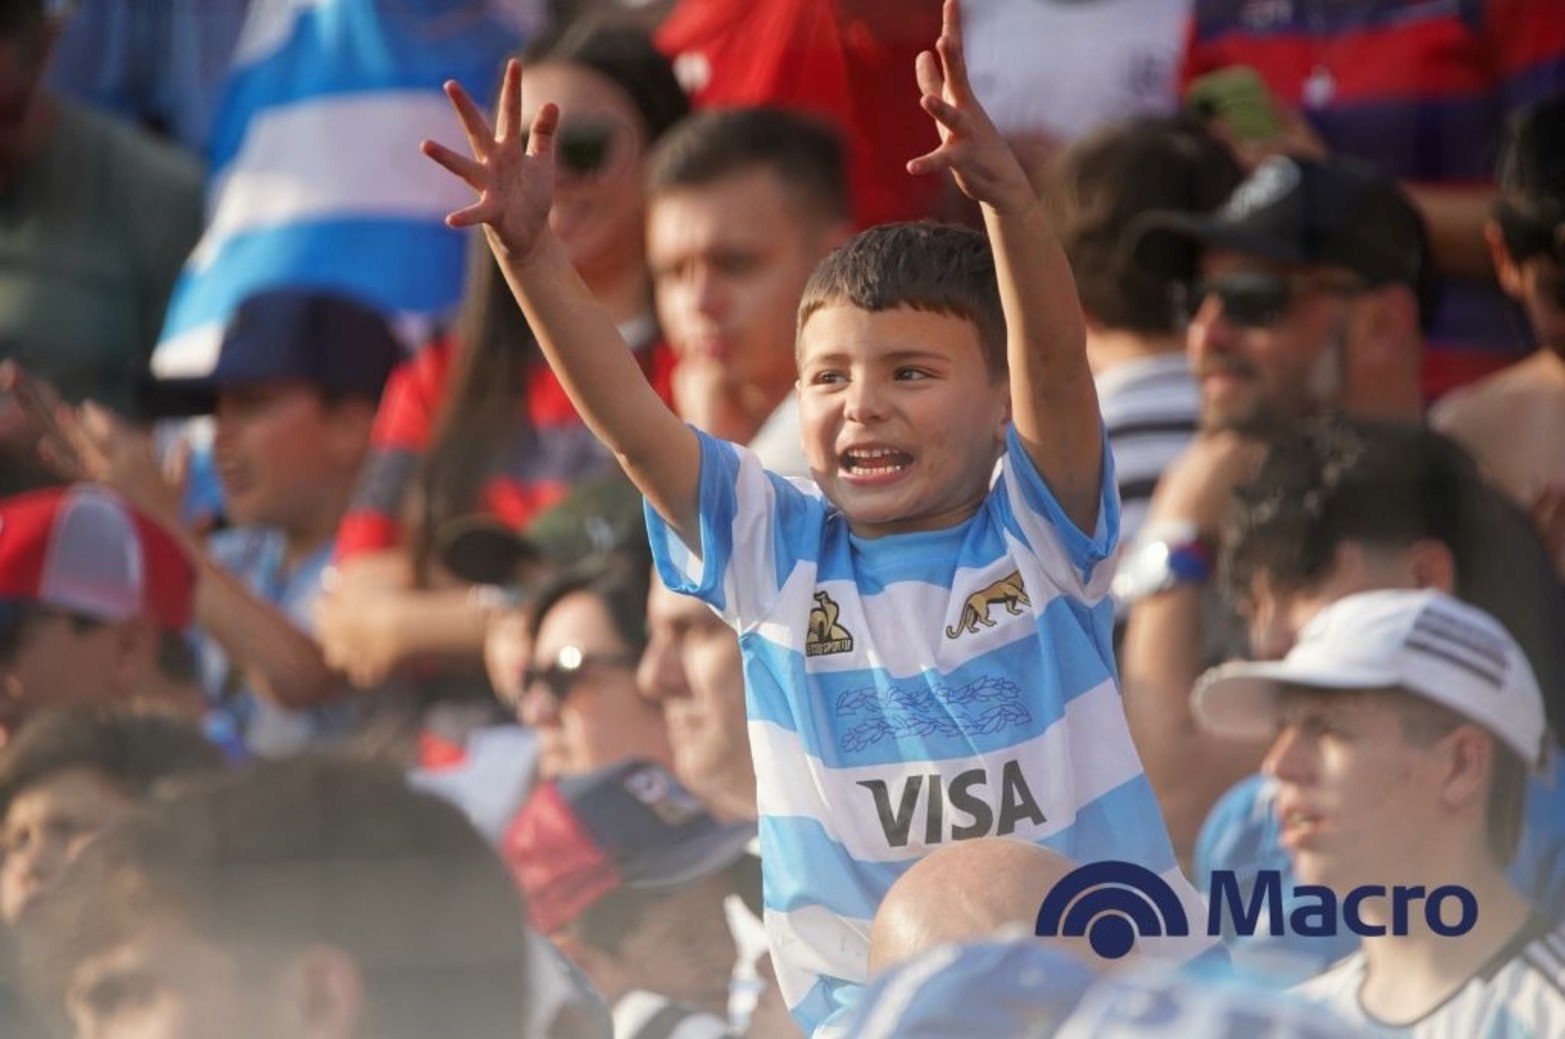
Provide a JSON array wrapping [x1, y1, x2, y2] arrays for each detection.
[[316, 22, 687, 691]]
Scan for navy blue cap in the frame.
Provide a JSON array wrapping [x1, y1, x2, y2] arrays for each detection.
[[148, 290, 404, 417], [558, 759, 755, 890]]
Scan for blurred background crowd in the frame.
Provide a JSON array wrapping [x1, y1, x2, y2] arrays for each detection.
[[0, 0, 1562, 1036]]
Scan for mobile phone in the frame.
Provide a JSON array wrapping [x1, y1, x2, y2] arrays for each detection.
[[1186, 66, 1285, 144]]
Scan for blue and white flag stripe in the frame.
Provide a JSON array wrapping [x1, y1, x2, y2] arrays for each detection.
[[151, 0, 523, 379]]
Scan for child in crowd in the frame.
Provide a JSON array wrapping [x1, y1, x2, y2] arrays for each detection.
[[423, 2, 1198, 1032]]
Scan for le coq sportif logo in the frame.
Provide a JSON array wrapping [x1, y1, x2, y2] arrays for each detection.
[[1034, 861, 1478, 960]]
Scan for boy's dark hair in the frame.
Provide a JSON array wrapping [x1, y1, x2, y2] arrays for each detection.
[[1221, 419, 1467, 604], [0, 1, 46, 36], [1494, 94, 1565, 264], [1048, 116, 1242, 335], [0, 707, 224, 820], [798, 222, 1007, 379], [648, 107, 850, 225], [22, 757, 531, 1039], [1224, 416, 1565, 733]]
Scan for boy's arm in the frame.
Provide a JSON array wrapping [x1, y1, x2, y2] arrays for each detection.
[[909, 1, 1103, 534], [422, 62, 702, 544]]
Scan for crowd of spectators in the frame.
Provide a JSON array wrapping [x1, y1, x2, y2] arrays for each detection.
[[1, 0, 1563, 1037]]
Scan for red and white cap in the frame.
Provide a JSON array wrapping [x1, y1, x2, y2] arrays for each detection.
[[0, 484, 196, 630], [1194, 589, 1549, 769]]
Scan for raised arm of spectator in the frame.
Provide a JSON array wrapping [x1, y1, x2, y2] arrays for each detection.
[[907, 0, 1101, 532], [422, 61, 702, 546], [1119, 431, 1270, 863]]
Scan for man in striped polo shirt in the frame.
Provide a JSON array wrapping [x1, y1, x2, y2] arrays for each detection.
[[1195, 590, 1565, 1037]]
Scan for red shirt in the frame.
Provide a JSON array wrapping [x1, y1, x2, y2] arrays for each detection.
[[336, 333, 676, 560], [656, 0, 944, 228]]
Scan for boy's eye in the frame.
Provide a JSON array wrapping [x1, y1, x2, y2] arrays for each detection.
[[810, 370, 845, 385], [894, 367, 932, 380]]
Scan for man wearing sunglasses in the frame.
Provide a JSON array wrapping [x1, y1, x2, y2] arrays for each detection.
[[1115, 154, 1435, 862], [1433, 95, 1565, 581]]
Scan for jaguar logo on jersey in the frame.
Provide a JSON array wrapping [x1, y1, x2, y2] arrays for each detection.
[[806, 591, 854, 657], [946, 571, 1031, 638], [858, 759, 1046, 848]]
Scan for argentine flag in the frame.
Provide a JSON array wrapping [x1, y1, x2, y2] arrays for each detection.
[[151, 0, 535, 379]]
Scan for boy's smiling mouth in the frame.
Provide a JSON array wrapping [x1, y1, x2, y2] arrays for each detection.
[[839, 444, 914, 483]]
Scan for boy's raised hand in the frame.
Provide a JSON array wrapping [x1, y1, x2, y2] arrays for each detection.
[[908, 0, 1033, 214], [422, 60, 558, 261]]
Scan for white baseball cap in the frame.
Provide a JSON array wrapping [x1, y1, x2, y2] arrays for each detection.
[[1193, 589, 1549, 768]]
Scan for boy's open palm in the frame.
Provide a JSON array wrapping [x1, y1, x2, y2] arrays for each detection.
[[908, 0, 1031, 213], [422, 60, 558, 261]]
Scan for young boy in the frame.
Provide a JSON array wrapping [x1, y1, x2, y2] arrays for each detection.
[[424, 3, 1196, 1031]]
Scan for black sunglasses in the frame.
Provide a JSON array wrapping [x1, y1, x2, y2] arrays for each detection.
[[521, 121, 620, 176], [523, 648, 639, 705], [1184, 271, 1364, 329]]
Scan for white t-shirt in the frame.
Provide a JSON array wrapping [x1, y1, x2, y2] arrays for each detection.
[[1295, 916, 1565, 1037], [963, 0, 1190, 142]]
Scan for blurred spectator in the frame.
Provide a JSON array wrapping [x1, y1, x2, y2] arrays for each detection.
[[148, 0, 526, 385], [1195, 591, 1563, 1035], [0, 0, 202, 417], [964, 0, 1189, 157], [655, 0, 942, 228], [647, 107, 851, 476], [62, 291, 402, 757], [866, 838, 1089, 974], [505, 759, 752, 1035], [1118, 156, 1432, 860], [20, 756, 535, 1039], [45, 0, 250, 152], [0, 484, 202, 738], [638, 576, 753, 823], [0, 706, 222, 924], [1181, 0, 1565, 399], [1046, 115, 1241, 557], [1433, 94, 1565, 578], [1194, 418, 1565, 981], [320, 23, 685, 690], [524, 558, 671, 782]]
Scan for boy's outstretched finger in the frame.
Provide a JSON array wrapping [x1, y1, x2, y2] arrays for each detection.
[[420, 139, 486, 189], [915, 49, 944, 102], [937, 0, 971, 95], [526, 102, 560, 158], [921, 94, 969, 135], [445, 79, 496, 158], [446, 199, 493, 229], [495, 59, 522, 143]]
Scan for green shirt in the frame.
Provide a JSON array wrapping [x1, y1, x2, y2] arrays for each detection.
[[0, 100, 202, 416]]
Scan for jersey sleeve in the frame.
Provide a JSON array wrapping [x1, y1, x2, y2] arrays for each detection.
[[993, 423, 1120, 602], [644, 427, 824, 629]]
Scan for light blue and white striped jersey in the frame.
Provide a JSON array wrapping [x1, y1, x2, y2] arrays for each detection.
[[150, 0, 530, 381], [647, 426, 1203, 1037]]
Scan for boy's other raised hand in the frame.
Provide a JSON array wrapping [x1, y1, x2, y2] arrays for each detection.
[[907, 0, 1032, 214], [422, 59, 558, 262]]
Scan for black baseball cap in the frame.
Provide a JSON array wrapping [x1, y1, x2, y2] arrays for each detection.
[[1131, 155, 1437, 320], [148, 289, 405, 417]]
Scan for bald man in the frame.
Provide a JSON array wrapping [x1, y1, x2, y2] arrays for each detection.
[[868, 838, 1114, 974]]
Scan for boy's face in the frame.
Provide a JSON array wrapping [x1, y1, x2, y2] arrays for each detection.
[[213, 381, 364, 532], [649, 167, 842, 414], [797, 305, 1009, 537], [1, 766, 132, 924], [1262, 688, 1447, 892]]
